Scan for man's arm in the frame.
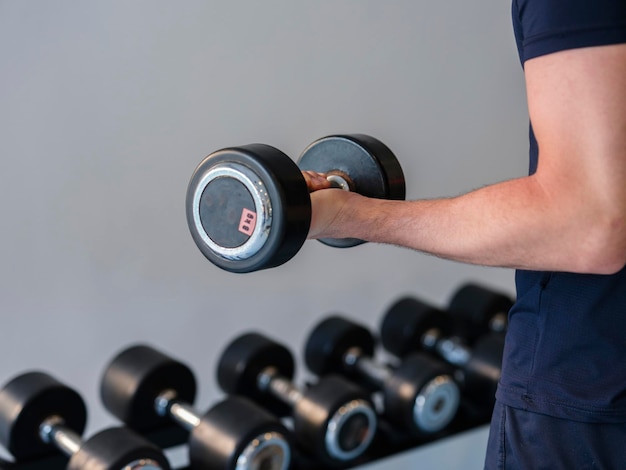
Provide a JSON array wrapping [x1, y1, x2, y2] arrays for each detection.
[[308, 44, 626, 274]]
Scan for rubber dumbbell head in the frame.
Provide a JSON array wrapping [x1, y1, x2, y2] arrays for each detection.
[[304, 315, 376, 379], [448, 283, 513, 336], [186, 134, 405, 273], [216, 333, 295, 417], [217, 332, 378, 466], [305, 316, 460, 435], [63, 427, 169, 470], [380, 297, 452, 358], [101, 344, 292, 470], [461, 333, 504, 408], [0, 372, 87, 461], [100, 344, 196, 431], [0, 372, 169, 469], [186, 144, 311, 273]]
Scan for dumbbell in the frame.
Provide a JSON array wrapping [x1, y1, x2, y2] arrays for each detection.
[[185, 134, 405, 273], [380, 297, 504, 410], [304, 316, 460, 436], [216, 332, 378, 466], [0, 371, 170, 470], [447, 283, 513, 339], [100, 344, 292, 470]]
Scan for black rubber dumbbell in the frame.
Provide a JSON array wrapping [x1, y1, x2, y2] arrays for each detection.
[[304, 316, 460, 436], [100, 344, 292, 470], [216, 332, 378, 467], [380, 298, 504, 411], [186, 134, 405, 273], [447, 283, 514, 340], [0, 371, 170, 470]]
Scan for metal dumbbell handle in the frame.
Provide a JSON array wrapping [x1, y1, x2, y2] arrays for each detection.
[[40, 417, 163, 470], [344, 347, 392, 387], [489, 313, 508, 334], [422, 329, 471, 367], [257, 367, 303, 406], [325, 173, 352, 191], [39, 416, 82, 456], [154, 389, 201, 431]]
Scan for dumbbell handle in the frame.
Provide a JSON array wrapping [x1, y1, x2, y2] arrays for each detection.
[[258, 367, 303, 407], [489, 313, 508, 334], [40, 415, 165, 470], [39, 416, 82, 456], [154, 389, 201, 432], [422, 329, 471, 367], [325, 173, 352, 191], [344, 347, 392, 388]]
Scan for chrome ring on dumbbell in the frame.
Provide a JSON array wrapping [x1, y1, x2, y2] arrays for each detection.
[[235, 431, 291, 470], [118, 459, 163, 470], [190, 163, 273, 261], [413, 375, 460, 433], [324, 398, 377, 461]]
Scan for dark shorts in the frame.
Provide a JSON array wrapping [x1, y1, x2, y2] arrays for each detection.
[[484, 400, 626, 470]]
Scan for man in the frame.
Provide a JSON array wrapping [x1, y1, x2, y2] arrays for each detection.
[[305, 1, 626, 468]]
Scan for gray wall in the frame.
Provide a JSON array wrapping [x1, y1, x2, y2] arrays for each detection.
[[0, 1, 527, 468]]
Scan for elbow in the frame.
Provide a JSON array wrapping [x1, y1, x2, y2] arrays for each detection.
[[586, 252, 626, 276], [577, 216, 626, 275]]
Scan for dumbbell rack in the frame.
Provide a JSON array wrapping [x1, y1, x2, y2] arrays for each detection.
[[0, 283, 510, 469], [0, 401, 491, 470]]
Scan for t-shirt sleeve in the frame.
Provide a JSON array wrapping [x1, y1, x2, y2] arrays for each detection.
[[514, 0, 626, 62]]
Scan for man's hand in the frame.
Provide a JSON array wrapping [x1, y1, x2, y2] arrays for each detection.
[[301, 170, 355, 239]]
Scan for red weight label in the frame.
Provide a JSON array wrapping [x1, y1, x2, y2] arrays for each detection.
[[238, 208, 257, 236]]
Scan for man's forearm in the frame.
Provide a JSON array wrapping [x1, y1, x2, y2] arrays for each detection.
[[318, 174, 625, 274]]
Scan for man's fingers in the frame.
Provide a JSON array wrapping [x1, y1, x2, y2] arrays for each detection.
[[303, 171, 332, 192]]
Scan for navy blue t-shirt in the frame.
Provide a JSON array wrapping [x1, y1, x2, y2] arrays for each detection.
[[497, 0, 626, 423]]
